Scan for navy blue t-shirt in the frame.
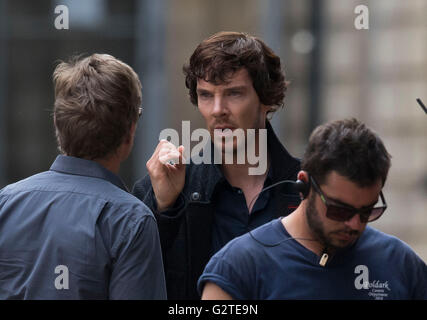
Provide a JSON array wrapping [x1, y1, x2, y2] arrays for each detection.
[[198, 218, 427, 299]]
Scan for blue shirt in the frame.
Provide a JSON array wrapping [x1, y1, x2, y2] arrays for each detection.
[[198, 218, 427, 300], [0, 155, 166, 299], [211, 165, 276, 254]]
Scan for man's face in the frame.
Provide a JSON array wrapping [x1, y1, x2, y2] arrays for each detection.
[[306, 171, 383, 250], [196, 68, 270, 153]]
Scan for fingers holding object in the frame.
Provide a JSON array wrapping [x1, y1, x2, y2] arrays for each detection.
[[158, 140, 186, 166]]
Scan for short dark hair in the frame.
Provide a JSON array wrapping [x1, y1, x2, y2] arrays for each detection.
[[53, 53, 142, 160], [183, 31, 288, 112], [301, 118, 392, 187]]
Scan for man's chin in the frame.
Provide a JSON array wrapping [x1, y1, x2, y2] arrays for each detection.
[[213, 139, 244, 154], [328, 236, 358, 250]]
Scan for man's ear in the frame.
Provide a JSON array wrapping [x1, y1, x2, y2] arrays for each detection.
[[296, 171, 310, 200], [261, 104, 277, 121], [297, 171, 309, 183], [261, 104, 274, 113], [124, 122, 137, 144], [261, 104, 275, 122], [117, 122, 137, 162]]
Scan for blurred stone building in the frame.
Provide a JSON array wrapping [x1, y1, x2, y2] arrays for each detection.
[[320, 0, 427, 260]]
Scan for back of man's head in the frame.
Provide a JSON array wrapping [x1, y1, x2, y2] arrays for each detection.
[[183, 31, 288, 114], [301, 118, 392, 187], [53, 53, 141, 160]]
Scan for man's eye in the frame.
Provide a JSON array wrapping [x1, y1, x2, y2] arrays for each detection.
[[228, 91, 241, 96], [198, 92, 212, 98]]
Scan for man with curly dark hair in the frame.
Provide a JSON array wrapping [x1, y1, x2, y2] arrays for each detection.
[[133, 31, 300, 299]]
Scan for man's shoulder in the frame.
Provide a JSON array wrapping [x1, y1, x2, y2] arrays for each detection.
[[2, 170, 151, 216], [362, 226, 408, 247], [216, 219, 280, 260], [360, 226, 423, 260], [199, 220, 280, 298], [1, 171, 52, 195]]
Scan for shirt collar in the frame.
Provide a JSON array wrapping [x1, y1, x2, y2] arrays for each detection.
[[49, 155, 129, 192]]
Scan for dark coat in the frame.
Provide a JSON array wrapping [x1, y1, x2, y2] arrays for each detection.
[[133, 122, 301, 299]]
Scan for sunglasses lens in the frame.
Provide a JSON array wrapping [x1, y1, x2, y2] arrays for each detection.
[[367, 207, 385, 222], [359, 211, 371, 223], [326, 206, 385, 223], [326, 205, 353, 222]]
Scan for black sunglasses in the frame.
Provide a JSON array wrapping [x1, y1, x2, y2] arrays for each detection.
[[310, 176, 387, 223]]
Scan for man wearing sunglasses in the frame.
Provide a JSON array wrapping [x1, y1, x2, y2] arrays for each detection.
[[199, 118, 427, 299]]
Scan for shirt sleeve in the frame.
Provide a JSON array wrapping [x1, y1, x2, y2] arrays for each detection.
[[133, 176, 186, 219], [109, 215, 167, 300], [409, 251, 427, 300], [197, 241, 253, 300]]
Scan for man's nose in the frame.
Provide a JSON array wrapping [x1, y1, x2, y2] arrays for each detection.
[[344, 212, 364, 230], [211, 95, 227, 117]]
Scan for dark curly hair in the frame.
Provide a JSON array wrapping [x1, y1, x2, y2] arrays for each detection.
[[183, 31, 289, 113], [302, 118, 392, 187]]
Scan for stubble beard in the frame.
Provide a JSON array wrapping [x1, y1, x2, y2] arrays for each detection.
[[306, 193, 362, 251], [306, 193, 338, 251]]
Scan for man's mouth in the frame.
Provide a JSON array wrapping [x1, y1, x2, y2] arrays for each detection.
[[213, 126, 237, 136], [334, 230, 359, 242], [335, 232, 352, 241], [214, 126, 236, 130]]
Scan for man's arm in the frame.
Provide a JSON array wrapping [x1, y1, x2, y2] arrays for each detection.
[[133, 175, 187, 251], [202, 282, 234, 300], [109, 215, 167, 300], [197, 245, 251, 300], [133, 140, 188, 250], [133, 174, 186, 220]]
